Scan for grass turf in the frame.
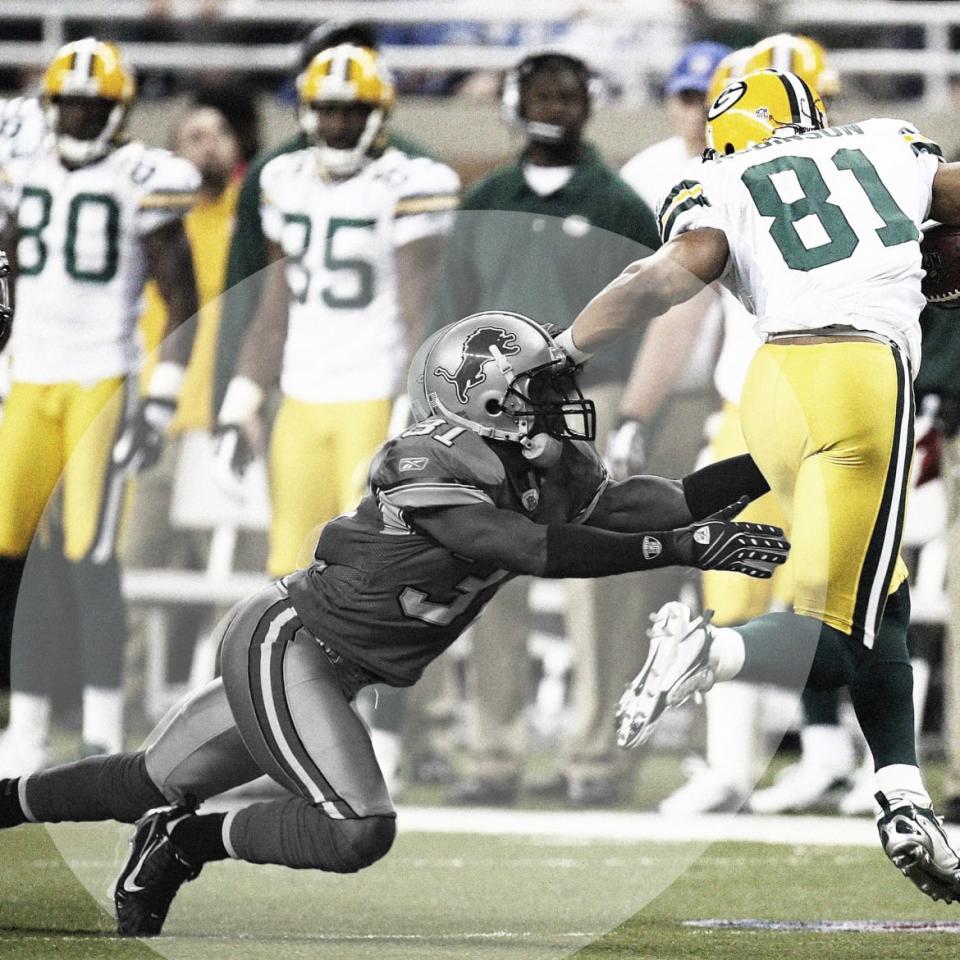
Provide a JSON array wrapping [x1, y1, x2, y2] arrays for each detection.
[[3, 817, 960, 960]]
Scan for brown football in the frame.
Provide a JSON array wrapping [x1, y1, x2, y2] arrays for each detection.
[[921, 223, 960, 308]]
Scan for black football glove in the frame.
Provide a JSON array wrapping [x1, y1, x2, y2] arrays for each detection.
[[112, 396, 176, 474], [605, 417, 647, 479], [673, 497, 790, 579], [213, 422, 255, 496], [0, 249, 11, 353]]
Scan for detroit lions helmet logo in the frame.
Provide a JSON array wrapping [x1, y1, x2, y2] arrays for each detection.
[[434, 326, 521, 404]]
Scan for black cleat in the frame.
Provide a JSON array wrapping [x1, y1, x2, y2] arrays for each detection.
[[114, 804, 202, 936]]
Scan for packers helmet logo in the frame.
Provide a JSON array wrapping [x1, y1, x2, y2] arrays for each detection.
[[707, 80, 747, 120], [434, 327, 521, 404]]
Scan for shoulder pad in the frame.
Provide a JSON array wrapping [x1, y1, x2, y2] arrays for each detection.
[[373, 419, 505, 511], [133, 148, 200, 208]]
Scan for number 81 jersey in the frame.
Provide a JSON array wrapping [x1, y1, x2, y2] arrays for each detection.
[[0, 141, 199, 383], [658, 118, 943, 370]]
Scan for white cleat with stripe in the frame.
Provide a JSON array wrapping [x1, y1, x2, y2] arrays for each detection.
[[615, 601, 716, 750]]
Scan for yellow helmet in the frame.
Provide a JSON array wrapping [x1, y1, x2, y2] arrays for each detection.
[[705, 47, 754, 107], [42, 38, 136, 166], [297, 44, 395, 175], [706, 68, 827, 155], [745, 34, 840, 99]]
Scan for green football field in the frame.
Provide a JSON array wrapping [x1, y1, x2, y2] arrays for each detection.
[[3, 814, 960, 960]]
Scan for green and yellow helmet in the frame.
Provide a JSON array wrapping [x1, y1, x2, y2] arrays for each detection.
[[706, 68, 827, 155], [42, 38, 136, 165], [297, 44, 395, 176]]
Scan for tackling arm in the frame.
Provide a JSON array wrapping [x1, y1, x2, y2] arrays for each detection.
[[411, 487, 786, 581], [563, 228, 729, 356]]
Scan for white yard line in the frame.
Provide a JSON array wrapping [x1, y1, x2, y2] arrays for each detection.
[[393, 806, 881, 847]]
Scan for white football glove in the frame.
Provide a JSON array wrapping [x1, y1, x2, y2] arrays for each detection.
[[606, 417, 647, 479], [213, 375, 265, 499]]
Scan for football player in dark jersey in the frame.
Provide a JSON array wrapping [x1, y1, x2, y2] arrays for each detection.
[[0, 312, 787, 937]]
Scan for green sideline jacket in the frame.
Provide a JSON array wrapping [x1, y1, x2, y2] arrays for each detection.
[[429, 144, 660, 388]]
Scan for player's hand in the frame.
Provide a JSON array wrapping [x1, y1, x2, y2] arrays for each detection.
[[112, 396, 176, 474], [212, 422, 256, 498], [673, 497, 790, 578], [0, 249, 11, 353], [606, 417, 647, 479]]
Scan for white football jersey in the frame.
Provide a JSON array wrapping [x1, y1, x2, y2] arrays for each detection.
[[658, 118, 942, 371], [260, 146, 460, 403], [1, 140, 199, 383]]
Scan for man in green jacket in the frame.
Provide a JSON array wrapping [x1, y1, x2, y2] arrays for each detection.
[[430, 50, 661, 806]]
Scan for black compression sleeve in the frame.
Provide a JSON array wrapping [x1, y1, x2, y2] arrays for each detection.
[[682, 454, 769, 519], [543, 524, 682, 578]]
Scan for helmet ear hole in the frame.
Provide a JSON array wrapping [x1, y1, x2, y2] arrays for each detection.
[[485, 398, 502, 415], [724, 142, 735, 155]]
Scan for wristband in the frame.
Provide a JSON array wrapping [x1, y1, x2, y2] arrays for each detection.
[[147, 361, 185, 401], [554, 327, 592, 365], [219, 375, 264, 426]]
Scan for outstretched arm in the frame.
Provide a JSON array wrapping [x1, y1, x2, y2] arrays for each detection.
[[411, 489, 785, 581], [562, 228, 729, 357]]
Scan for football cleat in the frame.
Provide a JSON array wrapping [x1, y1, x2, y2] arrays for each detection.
[[115, 803, 202, 936], [615, 602, 716, 750], [877, 791, 960, 904]]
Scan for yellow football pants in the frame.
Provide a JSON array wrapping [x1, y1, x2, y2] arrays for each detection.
[[0, 378, 130, 562], [267, 395, 392, 577], [702, 401, 794, 626], [740, 341, 912, 648]]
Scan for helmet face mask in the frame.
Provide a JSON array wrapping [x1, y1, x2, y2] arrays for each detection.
[[42, 38, 135, 167], [412, 312, 596, 448], [297, 44, 394, 177]]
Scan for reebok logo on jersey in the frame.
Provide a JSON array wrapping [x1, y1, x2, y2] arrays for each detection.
[[642, 536, 662, 560], [694, 527, 711, 545], [399, 457, 429, 472]]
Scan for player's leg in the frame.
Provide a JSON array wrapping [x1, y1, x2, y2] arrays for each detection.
[[63, 377, 136, 755], [267, 396, 337, 577], [0, 383, 68, 774]]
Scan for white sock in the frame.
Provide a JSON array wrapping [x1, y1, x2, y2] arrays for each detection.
[[6, 692, 51, 745], [708, 627, 745, 682], [875, 763, 931, 809], [81, 686, 124, 753], [800, 724, 856, 776], [705, 681, 759, 793]]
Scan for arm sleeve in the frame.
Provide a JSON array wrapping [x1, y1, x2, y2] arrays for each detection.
[[135, 153, 201, 236], [393, 158, 461, 248], [682, 454, 770, 519]]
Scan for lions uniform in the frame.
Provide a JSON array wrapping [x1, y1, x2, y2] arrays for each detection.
[[658, 116, 941, 645], [286, 416, 607, 687], [257, 145, 460, 575], [0, 140, 199, 561]]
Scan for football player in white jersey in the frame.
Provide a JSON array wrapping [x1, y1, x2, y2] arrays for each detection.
[[0, 38, 199, 774], [562, 68, 960, 901], [216, 44, 459, 578]]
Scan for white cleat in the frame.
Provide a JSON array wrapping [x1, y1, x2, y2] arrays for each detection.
[[748, 759, 851, 814], [0, 732, 49, 778], [615, 602, 716, 750], [877, 792, 960, 904], [659, 757, 744, 814]]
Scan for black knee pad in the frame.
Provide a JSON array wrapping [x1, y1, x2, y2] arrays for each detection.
[[327, 813, 397, 873]]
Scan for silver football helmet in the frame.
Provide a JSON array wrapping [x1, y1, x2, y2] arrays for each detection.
[[409, 312, 595, 452]]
